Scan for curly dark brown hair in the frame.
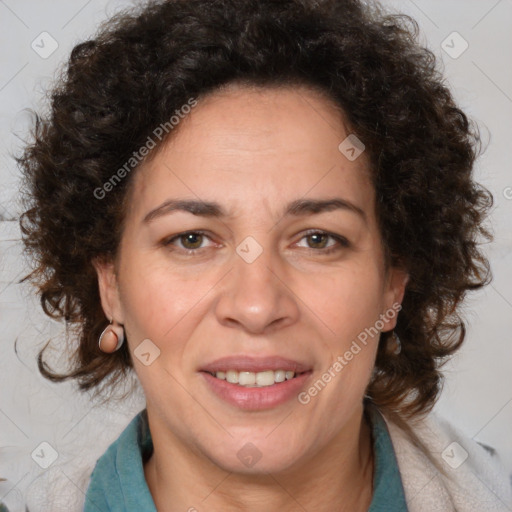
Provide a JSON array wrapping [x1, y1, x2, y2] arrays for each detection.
[[18, 0, 492, 420]]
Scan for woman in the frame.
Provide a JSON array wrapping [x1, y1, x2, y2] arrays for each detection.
[[18, 0, 512, 510]]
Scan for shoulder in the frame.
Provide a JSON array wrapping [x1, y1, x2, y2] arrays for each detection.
[[84, 410, 148, 511], [381, 408, 512, 512], [84, 425, 129, 511]]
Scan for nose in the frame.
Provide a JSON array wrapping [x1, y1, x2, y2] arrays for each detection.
[[214, 241, 300, 335]]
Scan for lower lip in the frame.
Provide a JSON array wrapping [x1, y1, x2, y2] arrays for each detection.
[[200, 371, 312, 410]]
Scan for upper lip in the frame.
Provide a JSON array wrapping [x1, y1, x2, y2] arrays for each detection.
[[200, 355, 312, 374]]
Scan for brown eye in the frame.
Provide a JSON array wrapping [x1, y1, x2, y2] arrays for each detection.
[[179, 232, 204, 250], [306, 233, 330, 249], [163, 231, 213, 253], [297, 230, 350, 254]]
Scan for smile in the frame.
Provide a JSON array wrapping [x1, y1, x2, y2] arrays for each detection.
[[206, 369, 302, 387]]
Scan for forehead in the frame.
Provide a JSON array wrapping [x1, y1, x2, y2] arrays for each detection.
[[127, 84, 374, 219], [163, 83, 364, 160]]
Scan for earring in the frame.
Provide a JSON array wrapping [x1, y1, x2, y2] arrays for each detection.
[[98, 318, 125, 352], [389, 331, 401, 355]]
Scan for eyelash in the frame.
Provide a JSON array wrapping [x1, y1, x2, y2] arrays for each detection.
[[162, 229, 350, 256]]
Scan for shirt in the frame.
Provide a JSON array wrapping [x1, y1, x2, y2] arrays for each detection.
[[84, 404, 407, 511]]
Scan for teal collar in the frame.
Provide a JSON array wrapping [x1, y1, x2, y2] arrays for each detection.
[[366, 403, 408, 511]]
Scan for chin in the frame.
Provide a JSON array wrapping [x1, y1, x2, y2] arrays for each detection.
[[203, 436, 307, 475]]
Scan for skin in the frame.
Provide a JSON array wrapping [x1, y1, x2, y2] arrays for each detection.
[[94, 83, 409, 512]]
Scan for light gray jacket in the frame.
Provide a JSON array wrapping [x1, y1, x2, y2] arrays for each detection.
[[384, 411, 512, 511]]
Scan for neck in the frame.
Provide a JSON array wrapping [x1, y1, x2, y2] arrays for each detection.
[[144, 406, 374, 512]]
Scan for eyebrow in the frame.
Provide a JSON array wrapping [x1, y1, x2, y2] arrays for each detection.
[[143, 197, 367, 224]]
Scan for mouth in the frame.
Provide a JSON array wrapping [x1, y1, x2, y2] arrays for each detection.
[[203, 369, 309, 388], [199, 355, 313, 410]]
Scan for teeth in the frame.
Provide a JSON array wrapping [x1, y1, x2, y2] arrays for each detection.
[[226, 370, 239, 384], [274, 370, 286, 383], [214, 369, 297, 387], [239, 371, 256, 386], [256, 370, 275, 386]]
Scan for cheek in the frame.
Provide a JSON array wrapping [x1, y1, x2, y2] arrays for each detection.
[[117, 256, 212, 348], [295, 260, 385, 399], [296, 262, 386, 342], [117, 259, 212, 399]]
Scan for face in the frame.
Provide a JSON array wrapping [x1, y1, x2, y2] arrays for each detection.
[[95, 84, 408, 474]]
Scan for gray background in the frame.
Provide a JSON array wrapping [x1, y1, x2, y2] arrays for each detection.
[[1, 0, 511, 510]]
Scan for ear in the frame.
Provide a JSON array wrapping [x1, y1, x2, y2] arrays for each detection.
[[381, 266, 409, 332], [92, 257, 125, 324]]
